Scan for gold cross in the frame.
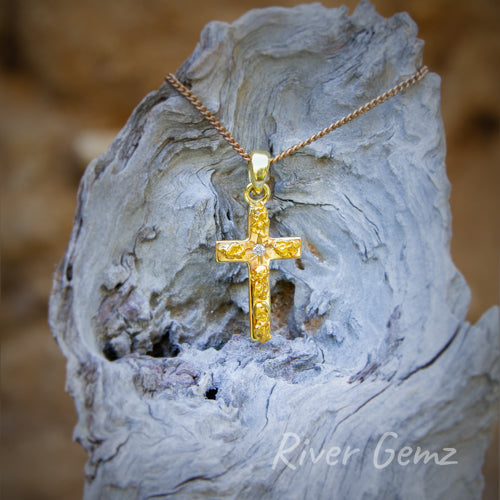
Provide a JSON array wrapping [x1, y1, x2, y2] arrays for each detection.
[[216, 163, 301, 343]]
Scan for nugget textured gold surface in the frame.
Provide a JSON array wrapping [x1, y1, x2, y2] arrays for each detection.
[[216, 193, 302, 343]]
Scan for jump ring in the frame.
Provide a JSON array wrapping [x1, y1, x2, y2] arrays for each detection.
[[244, 183, 270, 205]]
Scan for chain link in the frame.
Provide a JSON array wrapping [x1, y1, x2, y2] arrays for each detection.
[[165, 65, 428, 165]]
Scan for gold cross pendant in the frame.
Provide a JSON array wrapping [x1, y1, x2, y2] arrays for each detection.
[[215, 152, 302, 343]]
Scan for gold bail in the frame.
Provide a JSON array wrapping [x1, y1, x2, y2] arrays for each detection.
[[248, 151, 270, 194]]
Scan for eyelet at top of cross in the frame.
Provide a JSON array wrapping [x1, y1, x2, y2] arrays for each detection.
[[244, 183, 270, 205]]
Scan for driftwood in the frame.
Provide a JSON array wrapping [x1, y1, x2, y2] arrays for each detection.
[[49, 3, 499, 499]]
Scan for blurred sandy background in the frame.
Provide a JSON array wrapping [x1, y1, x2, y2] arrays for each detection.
[[0, 1, 498, 498]]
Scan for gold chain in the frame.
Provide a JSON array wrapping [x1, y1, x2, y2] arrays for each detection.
[[165, 65, 429, 165]]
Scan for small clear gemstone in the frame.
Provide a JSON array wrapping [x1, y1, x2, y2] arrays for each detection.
[[252, 244, 266, 256]]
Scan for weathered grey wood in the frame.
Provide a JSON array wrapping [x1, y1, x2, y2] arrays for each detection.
[[49, 2, 499, 499]]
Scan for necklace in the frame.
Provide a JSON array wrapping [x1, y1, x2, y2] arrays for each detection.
[[165, 66, 429, 343]]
